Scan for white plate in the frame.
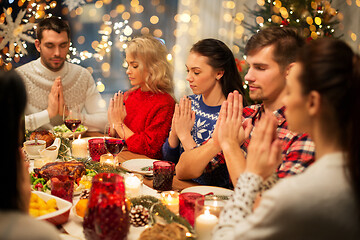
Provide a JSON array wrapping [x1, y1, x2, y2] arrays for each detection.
[[181, 186, 233, 197], [120, 158, 159, 176]]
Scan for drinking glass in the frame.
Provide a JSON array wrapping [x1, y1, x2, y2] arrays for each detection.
[[50, 175, 74, 203], [63, 105, 82, 140], [88, 138, 107, 162], [104, 123, 125, 157], [83, 173, 130, 240], [153, 161, 175, 191], [179, 192, 204, 227]]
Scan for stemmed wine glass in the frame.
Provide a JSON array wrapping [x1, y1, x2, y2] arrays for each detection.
[[104, 123, 125, 157], [63, 105, 82, 140]]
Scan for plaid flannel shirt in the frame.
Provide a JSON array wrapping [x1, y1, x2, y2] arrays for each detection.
[[241, 104, 315, 178]]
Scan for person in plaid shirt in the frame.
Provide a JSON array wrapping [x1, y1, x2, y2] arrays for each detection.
[[221, 27, 315, 184], [184, 27, 315, 187], [241, 105, 315, 179]]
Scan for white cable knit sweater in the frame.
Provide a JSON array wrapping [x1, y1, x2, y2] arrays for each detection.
[[16, 58, 107, 131]]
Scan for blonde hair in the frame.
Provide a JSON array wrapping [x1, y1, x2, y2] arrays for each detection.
[[125, 35, 174, 96]]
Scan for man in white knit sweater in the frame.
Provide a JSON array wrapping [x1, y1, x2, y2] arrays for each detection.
[[16, 16, 107, 131]]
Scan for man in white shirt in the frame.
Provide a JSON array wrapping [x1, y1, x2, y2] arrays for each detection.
[[16, 16, 107, 131]]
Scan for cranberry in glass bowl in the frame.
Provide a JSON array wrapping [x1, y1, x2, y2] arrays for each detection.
[[83, 173, 130, 240]]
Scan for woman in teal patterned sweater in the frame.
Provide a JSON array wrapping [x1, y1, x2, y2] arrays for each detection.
[[162, 39, 247, 188]]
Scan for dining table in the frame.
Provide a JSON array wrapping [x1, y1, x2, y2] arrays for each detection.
[[83, 131, 200, 191], [56, 131, 201, 240]]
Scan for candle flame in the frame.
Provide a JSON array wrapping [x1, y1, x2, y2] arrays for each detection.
[[204, 207, 211, 215]]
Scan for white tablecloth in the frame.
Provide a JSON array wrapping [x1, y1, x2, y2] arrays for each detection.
[[62, 184, 160, 240]]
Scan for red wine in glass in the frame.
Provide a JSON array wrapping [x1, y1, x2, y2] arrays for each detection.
[[63, 105, 82, 140], [65, 119, 82, 132], [105, 139, 125, 156]]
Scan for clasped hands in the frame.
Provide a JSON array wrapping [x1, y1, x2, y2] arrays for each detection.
[[107, 91, 127, 135], [47, 77, 65, 119], [213, 90, 282, 180], [168, 96, 195, 149]]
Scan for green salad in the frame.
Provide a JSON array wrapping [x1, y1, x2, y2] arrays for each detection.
[[53, 124, 87, 133]]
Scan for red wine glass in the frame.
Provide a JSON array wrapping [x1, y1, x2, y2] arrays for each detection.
[[104, 123, 125, 157], [104, 138, 125, 156], [63, 105, 82, 140]]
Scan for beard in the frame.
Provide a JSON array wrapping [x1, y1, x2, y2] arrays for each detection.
[[249, 89, 265, 102], [39, 52, 65, 72]]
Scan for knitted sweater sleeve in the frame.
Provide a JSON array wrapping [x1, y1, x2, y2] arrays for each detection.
[[161, 137, 181, 163], [126, 96, 175, 159]]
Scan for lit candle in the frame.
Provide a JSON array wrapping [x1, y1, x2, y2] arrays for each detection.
[[195, 208, 219, 240], [72, 136, 88, 158], [125, 174, 142, 198], [100, 153, 116, 166], [161, 191, 179, 214]]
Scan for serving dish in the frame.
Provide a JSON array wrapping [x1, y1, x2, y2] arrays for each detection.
[[33, 191, 72, 225], [53, 124, 88, 139], [23, 140, 46, 157]]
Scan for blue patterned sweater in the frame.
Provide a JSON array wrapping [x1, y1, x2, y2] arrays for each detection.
[[162, 94, 230, 188]]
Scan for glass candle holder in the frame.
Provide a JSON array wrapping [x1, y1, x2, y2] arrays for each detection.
[[83, 173, 130, 240], [179, 192, 204, 227], [100, 153, 116, 166], [161, 191, 179, 214], [88, 138, 107, 162], [50, 175, 74, 203], [124, 173, 142, 198], [153, 161, 175, 191], [194, 196, 226, 240]]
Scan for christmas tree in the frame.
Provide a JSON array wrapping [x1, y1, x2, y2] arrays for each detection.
[[235, 0, 341, 104], [244, 0, 341, 40]]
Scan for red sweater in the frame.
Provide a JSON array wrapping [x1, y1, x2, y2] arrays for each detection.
[[124, 88, 175, 159]]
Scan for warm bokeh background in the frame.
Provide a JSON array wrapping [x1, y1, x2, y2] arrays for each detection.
[[1, 0, 359, 103]]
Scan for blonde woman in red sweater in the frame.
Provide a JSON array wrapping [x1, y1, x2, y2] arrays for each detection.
[[107, 36, 175, 159]]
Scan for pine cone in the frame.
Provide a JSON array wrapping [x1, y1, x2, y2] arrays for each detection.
[[129, 205, 149, 227], [80, 189, 90, 199]]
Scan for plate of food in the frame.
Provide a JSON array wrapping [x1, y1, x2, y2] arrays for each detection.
[[181, 186, 233, 198], [29, 191, 72, 225], [30, 161, 96, 196], [53, 124, 88, 139], [120, 159, 159, 176]]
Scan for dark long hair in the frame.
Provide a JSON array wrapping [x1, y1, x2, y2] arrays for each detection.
[[190, 38, 247, 105], [297, 38, 360, 209], [0, 70, 27, 211]]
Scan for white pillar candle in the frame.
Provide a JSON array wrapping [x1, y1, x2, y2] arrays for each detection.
[[195, 208, 219, 240], [125, 174, 142, 198], [161, 191, 179, 214], [72, 137, 88, 158]]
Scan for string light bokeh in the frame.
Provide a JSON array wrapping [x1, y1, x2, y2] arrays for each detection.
[[0, 0, 359, 100], [0, 0, 178, 97]]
